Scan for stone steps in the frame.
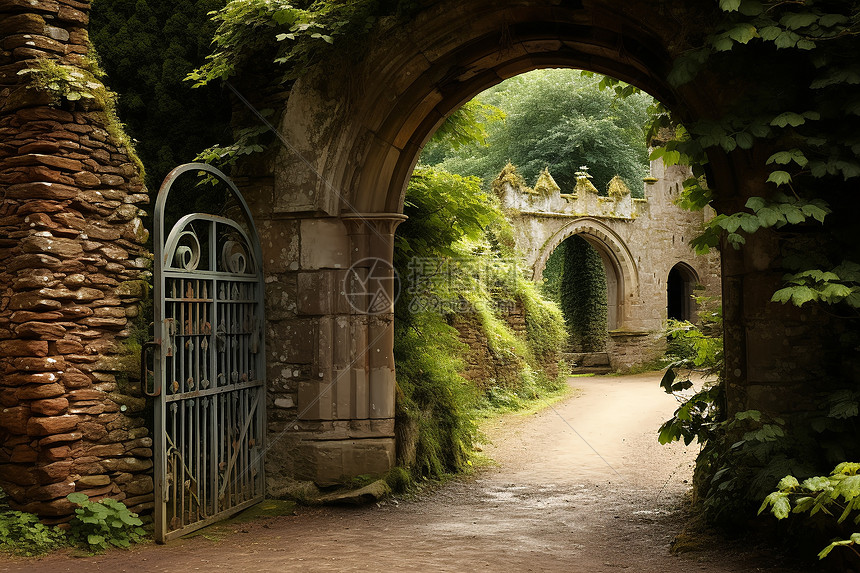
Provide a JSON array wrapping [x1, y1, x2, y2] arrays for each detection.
[[561, 351, 613, 375]]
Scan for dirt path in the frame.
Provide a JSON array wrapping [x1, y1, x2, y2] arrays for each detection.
[[3, 372, 811, 572]]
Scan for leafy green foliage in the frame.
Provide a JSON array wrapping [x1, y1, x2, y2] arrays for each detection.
[[422, 69, 653, 196], [559, 235, 607, 352], [91, 0, 233, 188], [772, 261, 860, 309], [657, 299, 725, 449], [760, 462, 860, 560], [187, 0, 416, 87], [653, 0, 860, 304], [67, 493, 146, 553], [17, 58, 105, 105], [430, 100, 506, 151], [0, 508, 66, 556], [691, 194, 831, 254], [394, 165, 568, 479]]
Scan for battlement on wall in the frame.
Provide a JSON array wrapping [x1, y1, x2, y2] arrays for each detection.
[[492, 163, 649, 220]]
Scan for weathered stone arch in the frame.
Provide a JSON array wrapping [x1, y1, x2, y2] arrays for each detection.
[[533, 218, 640, 330], [249, 0, 837, 486], [259, 0, 735, 485], [272, 1, 718, 217]]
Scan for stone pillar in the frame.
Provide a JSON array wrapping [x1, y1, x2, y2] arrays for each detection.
[[285, 213, 405, 486], [0, 0, 153, 520]]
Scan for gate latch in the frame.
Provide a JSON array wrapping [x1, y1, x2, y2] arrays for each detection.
[[141, 336, 161, 397]]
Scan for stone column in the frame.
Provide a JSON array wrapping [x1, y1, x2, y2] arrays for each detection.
[[0, 0, 153, 521], [289, 213, 405, 486]]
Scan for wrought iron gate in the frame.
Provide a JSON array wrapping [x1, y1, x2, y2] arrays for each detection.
[[146, 163, 266, 542]]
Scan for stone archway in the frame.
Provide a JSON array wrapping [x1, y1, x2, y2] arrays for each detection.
[[534, 218, 639, 331], [245, 0, 831, 485]]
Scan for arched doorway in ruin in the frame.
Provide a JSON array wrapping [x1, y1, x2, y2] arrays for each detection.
[[534, 218, 640, 332], [667, 262, 699, 323]]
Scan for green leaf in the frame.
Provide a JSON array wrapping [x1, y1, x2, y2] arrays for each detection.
[[767, 171, 792, 186], [759, 26, 781, 41], [739, 0, 764, 16], [719, 0, 741, 11], [87, 534, 105, 546], [789, 286, 817, 305], [780, 12, 819, 30], [774, 30, 799, 49], [67, 493, 88, 505], [739, 215, 761, 233], [757, 207, 781, 228], [777, 475, 800, 491], [712, 35, 735, 52], [727, 24, 757, 44], [660, 368, 676, 393], [770, 112, 805, 127], [735, 132, 754, 149], [746, 196, 766, 211]]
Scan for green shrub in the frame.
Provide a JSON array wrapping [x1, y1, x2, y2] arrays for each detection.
[[0, 509, 66, 556], [67, 493, 147, 552]]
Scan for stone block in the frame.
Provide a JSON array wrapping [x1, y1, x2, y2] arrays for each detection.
[[30, 397, 68, 416], [299, 219, 349, 270], [25, 480, 75, 501], [0, 464, 37, 486], [259, 219, 299, 273], [11, 356, 65, 371], [294, 438, 394, 487], [38, 431, 81, 447], [17, 383, 64, 400], [100, 457, 152, 472], [368, 367, 395, 419], [10, 445, 37, 463], [0, 339, 49, 357], [27, 414, 79, 436], [298, 380, 332, 421], [123, 475, 153, 496], [43, 445, 71, 461], [0, 406, 30, 434], [86, 443, 124, 457], [76, 475, 110, 488], [33, 460, 73, 483], [268, 319, 316, 364], [78, 421, 108, 441]]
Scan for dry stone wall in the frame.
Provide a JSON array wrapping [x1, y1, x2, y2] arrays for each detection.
[[0, 0, 153, 521], [450, 301, 558, 391]]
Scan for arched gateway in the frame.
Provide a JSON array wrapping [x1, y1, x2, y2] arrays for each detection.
[[230, 1, 827, 488]]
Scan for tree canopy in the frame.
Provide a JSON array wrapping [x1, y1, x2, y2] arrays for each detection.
[[90, 0, 232, 189], [421, 69, 654, 195]]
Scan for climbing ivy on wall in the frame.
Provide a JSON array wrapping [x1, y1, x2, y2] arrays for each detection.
[[559, 235, 608, 352], [540, 240, 565, 307]]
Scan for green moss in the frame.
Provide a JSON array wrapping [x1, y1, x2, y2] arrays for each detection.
[[492, 162, 532, 196], [533, 167, 561, 196], [17, 54, 148, 182]]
